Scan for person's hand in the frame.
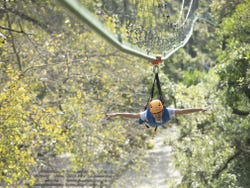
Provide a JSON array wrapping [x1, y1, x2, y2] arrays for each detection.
[[106, 113, 117, 118], [201, 107, 208, 112]]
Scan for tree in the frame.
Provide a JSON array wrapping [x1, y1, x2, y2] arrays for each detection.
[[0, 0, 150, 186], [170, 1, 250, 187]]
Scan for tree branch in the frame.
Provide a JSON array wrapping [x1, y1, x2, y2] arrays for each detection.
[[232, 108, 249, 116], [212, 150, 242, 180], [0, 25, 27, 34], [4, 7, 52, 33], [6, 11, 22, 71]]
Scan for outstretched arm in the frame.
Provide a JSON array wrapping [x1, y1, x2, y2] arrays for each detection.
[[175, 108, 207, 115], [106, 112, 140, 119]]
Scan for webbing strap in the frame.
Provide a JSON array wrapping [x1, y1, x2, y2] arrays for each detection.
[[155, 73, 164, 105], [144, 72, 165, 110]]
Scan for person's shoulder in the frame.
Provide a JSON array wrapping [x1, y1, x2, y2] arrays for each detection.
[[165, 107, 176, 117], [164, 106, 173, 111], [166, 106, 175, 110], [139, 109, 147, 116]]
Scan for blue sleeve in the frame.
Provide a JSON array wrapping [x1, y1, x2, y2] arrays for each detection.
[[138, 119, 144, 124], [167, 108, 176, 118], [138, 110, 147, 124]]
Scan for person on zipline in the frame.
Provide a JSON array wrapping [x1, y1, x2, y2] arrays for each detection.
[[106, 99, 207, 128]]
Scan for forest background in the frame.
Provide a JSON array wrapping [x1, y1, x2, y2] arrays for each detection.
[[0, 0, 249, 187]]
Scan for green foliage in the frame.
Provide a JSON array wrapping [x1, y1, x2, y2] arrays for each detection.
[[0, 1, 150, 186], [171, 69, 248, 187], [0, 64, 71, 186], [169, 1, 250, 188], [0, 65, 35, 186], [215, 1, 250, 112], [183, 69, 206, 87]]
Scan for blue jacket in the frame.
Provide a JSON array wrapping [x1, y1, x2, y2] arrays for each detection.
[[139, 106, 170, 127]]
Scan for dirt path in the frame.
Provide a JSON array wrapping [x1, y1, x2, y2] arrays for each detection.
[[111, 126, 182, 188]]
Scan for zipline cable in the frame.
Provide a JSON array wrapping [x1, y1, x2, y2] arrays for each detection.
[[176, 0, 185, 27], [59, 0, 155, 61], [177, 0, 194, 29]]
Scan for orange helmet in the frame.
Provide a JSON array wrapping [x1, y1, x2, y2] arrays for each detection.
[[149, 99, 163, 114]]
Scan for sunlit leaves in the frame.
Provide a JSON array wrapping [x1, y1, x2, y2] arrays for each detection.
[[0, 66, 34, 186], [220, 1, 250, 42], [0, 33, 6, 48]]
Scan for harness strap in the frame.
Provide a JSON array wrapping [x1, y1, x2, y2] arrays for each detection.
[[154, 126, 158, 134], [144, 73, 156, 109], [144, 72, 165, 109], [155, 72, 164, 105]]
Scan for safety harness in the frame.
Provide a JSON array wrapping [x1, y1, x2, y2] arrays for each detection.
[[144, 56, 165, 134]]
